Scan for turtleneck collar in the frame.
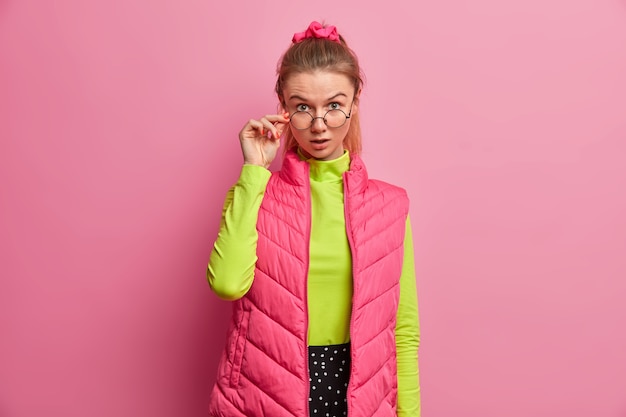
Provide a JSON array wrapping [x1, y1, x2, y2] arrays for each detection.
[[297, 148, 351, 183]]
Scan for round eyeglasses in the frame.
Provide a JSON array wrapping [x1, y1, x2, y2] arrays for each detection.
[[289, 107, 352, 130]]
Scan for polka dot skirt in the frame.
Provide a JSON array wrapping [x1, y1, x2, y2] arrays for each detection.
[[308, 343, 351, 417]]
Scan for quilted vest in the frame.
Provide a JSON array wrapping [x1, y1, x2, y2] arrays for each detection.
[[209, 150, 409, 417]]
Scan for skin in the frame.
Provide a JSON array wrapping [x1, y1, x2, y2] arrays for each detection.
[[239, 70, 358, 168]]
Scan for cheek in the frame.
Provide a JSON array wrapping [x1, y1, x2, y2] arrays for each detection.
[[338, 122, 351, 141], [289, 127, 306, 144]]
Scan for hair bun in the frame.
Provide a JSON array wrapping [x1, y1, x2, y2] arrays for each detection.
[[292, 21, 341, 44]]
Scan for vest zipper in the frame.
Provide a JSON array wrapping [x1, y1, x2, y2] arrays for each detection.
[[343, 172, 356, 417], [304, 164, 312, 417]]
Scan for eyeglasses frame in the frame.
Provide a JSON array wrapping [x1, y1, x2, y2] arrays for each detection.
[[289, 101, 354, 130]]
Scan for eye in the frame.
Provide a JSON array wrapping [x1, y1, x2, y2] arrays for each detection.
[[296, 104, 310, 112], [329, 102, 341, 110]]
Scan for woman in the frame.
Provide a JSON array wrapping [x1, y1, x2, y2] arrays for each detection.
[[207, 21, 420, 417]]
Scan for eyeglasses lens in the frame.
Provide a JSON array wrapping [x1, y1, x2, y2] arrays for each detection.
[[291, 109, 347, 130]]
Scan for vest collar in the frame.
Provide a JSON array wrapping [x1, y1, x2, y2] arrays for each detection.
[[279, 149, 369, 193]]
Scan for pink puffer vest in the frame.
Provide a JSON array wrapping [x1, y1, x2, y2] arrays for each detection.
[[209, 150, 409, 417]]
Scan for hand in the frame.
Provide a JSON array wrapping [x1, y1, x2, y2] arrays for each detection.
[[239, 112, 290, 168]]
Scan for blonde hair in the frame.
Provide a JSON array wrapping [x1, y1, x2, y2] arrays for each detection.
[[275, 28, 364, 155]]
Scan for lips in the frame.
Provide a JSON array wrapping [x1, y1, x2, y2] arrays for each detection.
[[309, 139, 330, 150]]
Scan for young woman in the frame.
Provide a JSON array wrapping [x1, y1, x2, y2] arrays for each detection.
[[207, 21, 420, 417]]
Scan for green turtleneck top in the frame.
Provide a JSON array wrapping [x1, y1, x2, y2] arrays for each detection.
[[207, 150, 420, 416]]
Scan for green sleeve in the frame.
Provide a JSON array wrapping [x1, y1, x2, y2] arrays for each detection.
[[207, 164, 271, 300], [396, 215, 421, 416]]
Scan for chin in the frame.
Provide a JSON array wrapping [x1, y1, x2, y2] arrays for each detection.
[[310, 150, 335, 160]]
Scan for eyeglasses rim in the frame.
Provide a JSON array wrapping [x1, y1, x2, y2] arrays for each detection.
[[289, 104, 353, 130]]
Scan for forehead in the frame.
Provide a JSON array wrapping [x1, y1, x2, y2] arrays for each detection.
[[283, 70, 353, 100]]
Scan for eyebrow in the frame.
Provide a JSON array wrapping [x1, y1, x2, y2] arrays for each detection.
[[288, 92, 348, 102]]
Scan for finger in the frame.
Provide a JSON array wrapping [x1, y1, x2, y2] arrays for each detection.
[[242, 114, 289, 140], [267, 113, 292, 138], [273, 121, 286, 139], [263, 113, 290, 123], [243, 119, 266, 137], [259, 118, 282, 140]]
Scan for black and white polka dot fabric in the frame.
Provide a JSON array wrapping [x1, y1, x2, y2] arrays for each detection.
[[308, 343, 351, 417]]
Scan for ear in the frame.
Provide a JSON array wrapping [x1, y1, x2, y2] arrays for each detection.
[[277, 96, 286, 114], [352, 88, 362, 113]]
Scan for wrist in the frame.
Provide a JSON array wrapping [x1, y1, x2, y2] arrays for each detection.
[[243, 160, 269, 169]]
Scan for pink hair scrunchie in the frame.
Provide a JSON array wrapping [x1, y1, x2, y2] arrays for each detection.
[[292, 21, 341, 44]]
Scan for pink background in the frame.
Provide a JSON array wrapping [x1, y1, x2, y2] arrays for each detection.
[[1, 0, 625, 416]]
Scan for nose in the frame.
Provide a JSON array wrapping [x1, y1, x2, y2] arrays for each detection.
[[310, 116, 326, 132]]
